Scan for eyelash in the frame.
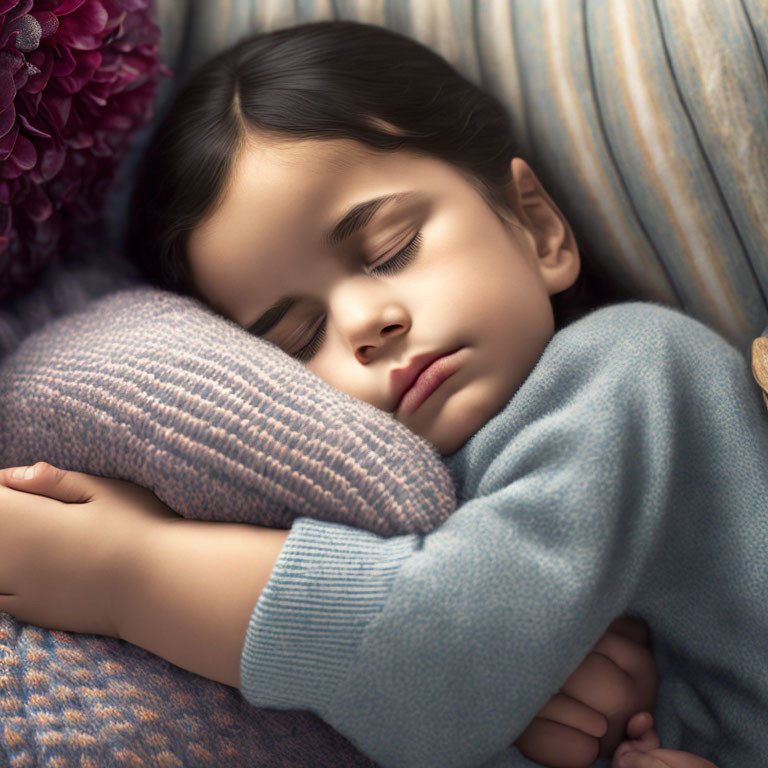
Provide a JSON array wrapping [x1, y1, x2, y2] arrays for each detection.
[[293, 231, 423, 362]]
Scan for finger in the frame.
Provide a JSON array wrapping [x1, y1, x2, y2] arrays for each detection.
[[562, 651, 632, 715], [593, 633, 659, 722], [643, 750, 719, 768], [0, 462, 95, 504], [606, 616, 650, 645], [614, 751, 669, 768], [615, 750, 719, 768], [536, 693, 607, 738], [0, 467, 35, 486], [0, 596, 20, 621], [612, 718, 661, 765], [592, 631, 658, 688], [626, 712, 656, 741], [516, 718, 599, 768]]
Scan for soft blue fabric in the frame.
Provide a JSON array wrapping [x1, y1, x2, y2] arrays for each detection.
[[240, 301, 768, 768]]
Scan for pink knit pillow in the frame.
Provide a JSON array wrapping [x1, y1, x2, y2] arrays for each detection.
[[0, 284, 456, 535]]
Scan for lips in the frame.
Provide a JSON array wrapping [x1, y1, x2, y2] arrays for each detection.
[[390, 348, 462, 413]]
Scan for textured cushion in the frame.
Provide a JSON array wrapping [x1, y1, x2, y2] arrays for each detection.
[[0, 285, 455, 536], [161, 0, 768, 351], [0, 279, 453, 767], [0, 621, 377, 768]]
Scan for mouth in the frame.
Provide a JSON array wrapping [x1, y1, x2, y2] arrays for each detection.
[[394, 348, 463, 414]]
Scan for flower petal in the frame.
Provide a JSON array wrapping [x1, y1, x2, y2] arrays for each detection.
[[57, 49, 101, 93], [10, 132, 36, 170], [24, 182, 52, 222], [36, 141, 65, 181], [12, 61, 29, 90], [0, 49, 25, 77], [51, 44, 76, 77], [41, 92, 71, 129], [31, 0, 61, 11], [32, 11, 59, 38], [3, 0, 33, 22], [56, 0, 108, 50], [0, 202, 11, 231], [0, 121, 18, 160], [0, 67, 16, 112], [0, 156, 24, 179], [18, 112, 51, 139], [24, 50, 54, 94], [0, 101, 16, 138], [54, 0, 87, 15], [102, 0, 148, 12]]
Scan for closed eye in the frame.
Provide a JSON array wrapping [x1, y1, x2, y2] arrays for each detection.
[[292, 231, 423, 362], [369, 231, 423, 275]]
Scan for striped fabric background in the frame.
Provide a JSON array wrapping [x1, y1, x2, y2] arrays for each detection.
[[153, 0, 768, 352]]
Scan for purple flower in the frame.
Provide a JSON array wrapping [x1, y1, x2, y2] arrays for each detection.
[[0, 0, 172, 299]]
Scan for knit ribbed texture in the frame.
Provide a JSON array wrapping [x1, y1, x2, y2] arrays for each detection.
[[0, 286, 455, 535], [240, 302, 768, 768], [242, 518, 419, 711]]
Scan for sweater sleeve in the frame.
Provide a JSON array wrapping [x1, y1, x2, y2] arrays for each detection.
[[239, 302, 768, 768], [240, 516, 552, 768], [240, 518, 420, 713]]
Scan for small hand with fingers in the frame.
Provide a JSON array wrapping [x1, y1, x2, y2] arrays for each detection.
[[515, 616, 658, 768], [0, 462, 177, 638], [612, 713, 719, 768]]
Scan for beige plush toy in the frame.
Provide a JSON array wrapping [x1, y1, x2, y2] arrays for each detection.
[[752, 337, 768, 412]]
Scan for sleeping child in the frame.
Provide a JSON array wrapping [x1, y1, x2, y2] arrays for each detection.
[[1, 20, 766, 768]]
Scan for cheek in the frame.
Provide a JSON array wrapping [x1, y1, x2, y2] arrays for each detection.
[[305, 355, 338, 389], [307, 346, 367, 401]]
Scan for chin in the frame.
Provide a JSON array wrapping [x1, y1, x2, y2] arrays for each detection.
[[428, 399, 498, 457], [431, 431, 471, 457], [409, 371, 517, 455]]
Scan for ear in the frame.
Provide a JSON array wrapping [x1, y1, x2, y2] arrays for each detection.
[[507, 158, 580, 296]]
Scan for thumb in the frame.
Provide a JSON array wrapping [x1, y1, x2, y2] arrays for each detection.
[[0, 462, 96, 503]]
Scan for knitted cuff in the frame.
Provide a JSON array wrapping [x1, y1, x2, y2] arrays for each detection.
[[240, 517, 418, 712]]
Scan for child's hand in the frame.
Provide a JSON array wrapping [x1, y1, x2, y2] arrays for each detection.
[[0, 462, 178, 638], [612, 713, 719, 768], [515, 616, 658, 768]]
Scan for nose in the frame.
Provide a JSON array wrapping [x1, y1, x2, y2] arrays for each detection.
[[330, 276, 411, 364]]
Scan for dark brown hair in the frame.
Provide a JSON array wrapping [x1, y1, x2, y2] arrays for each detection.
[[125, 20, 622, 331]]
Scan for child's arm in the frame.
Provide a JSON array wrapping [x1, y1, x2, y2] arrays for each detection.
[[0, 463, 288, 687], [0, 463, 717, 768]]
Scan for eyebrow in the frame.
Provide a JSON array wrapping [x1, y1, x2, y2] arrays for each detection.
[[246, 192, 415, 336]]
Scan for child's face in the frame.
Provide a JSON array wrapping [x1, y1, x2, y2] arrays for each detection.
[[188, 138, 579, 455]]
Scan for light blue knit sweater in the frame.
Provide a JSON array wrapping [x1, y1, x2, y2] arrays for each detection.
[[240, 302, 768, 768]]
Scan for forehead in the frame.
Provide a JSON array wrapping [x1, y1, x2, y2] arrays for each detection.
[[186, 136, 431, 318], [189, 135, 373, 256]]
